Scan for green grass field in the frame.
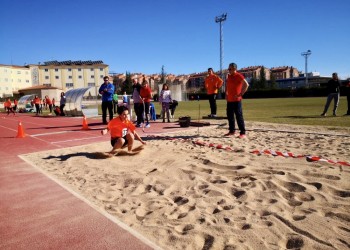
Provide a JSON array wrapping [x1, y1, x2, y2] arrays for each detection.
[[154, 97, 350, 128]]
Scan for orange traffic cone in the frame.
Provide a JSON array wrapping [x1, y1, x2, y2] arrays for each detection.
[[81, 115, 90, 130], [16, 121, 26, 138]]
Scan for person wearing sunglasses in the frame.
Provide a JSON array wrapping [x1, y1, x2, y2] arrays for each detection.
[[99, 76, 115, 124]]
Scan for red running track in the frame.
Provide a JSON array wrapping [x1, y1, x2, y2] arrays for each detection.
[[0, 113, 192, 250]]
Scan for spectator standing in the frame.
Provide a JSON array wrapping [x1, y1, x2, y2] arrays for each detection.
[[122, 91, 128, 104], [60, 92, 66, 116], [33, 95, 41, 116], [52, 98, 56, 108], [45, 96, 53, 115], [113, 92, 119, 114], [205, 68, 223, 117], [343, 79, 350, 116], [159, 83, 172, 123], [132, 78, 143, 127], [225, 63, 249, 138], [99, 76, 115, 124], [321, 72, 341, 116], [13, 99, 18, 112], [140, 78, 152, 128]]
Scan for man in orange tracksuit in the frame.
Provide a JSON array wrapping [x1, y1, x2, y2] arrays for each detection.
[[225, 63, 249, 138], [205, 68, 223, 117]]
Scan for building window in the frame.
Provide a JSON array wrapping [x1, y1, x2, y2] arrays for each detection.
[[55, 69, 59, 72], [55, 76, 59, 79], [88, 83, 95, 87], [78, 75, 82, 79], [78, 68, 81, 71], [18, 79, 21, 82], [66, 83, 74, 88], [45, 76, 49, 79], [100, 68, 103, 71], [68, 68, 72, 71], [90, 68, 94, 71], [68, 76, 72, 79], [91, 75, 94, 78], [26, 80, 29, 83], [100, 75, 104, 78], [17, 71, 21, 74], [45, 69, 48, 72]]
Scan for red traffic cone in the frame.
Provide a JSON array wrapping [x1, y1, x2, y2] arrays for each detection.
[[16, 121, 26, 138], [82, 115, 90, 130]]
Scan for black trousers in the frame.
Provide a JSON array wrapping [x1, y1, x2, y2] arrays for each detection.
[[226, 101, 246, 135], [134, 103, 144, 125], [208, 94, 217, 115], [102, 101, 114, 124]]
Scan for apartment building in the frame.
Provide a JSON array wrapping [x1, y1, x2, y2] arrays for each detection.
[[0, 64, 32, 98], [270, 66, 299, 80], [38, 60, 109, 95], [239, 66, 271, 81]]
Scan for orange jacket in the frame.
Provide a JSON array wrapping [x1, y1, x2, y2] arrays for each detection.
[[226, 72, 245, 102], [4, 100, 12, 108], [33, 97, 41, 105], [46, 97, 52, 105], [205, 74, 223, 94], [107, 117, 135, 138]]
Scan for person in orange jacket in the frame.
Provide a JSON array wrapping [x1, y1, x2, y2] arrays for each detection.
[[4, 99, 15, 115], [13, 99, 18, 112], [205, 68, 223, 118], [33, 95, 41, 115], [45, 95, 53, 114], [101, 105, 146, 156]]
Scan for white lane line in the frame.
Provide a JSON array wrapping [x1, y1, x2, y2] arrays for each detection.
[[51, 136, 103, 144], [31, 131, 75, 137], [18, 155, 161, 250]]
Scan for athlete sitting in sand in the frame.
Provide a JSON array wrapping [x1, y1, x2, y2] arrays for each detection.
[[101, 105, 146, 156]]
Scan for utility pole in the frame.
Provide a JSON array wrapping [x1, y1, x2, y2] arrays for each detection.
[[215, 13, 227, 96], [301, 50, 311, 88]]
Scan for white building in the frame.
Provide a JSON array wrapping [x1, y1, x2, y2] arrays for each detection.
[[0, 64, 32, 98]]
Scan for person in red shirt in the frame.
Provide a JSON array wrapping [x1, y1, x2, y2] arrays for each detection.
[[205, 68, 223, 117], [101, 105, 146, 156], [45, 95, 53, 114], [4, 99, 15, 115], [140, 77, 152, 128], [33, 95, 41, 115], [13, 99, 18, 112], [225, 63, 249, 138]]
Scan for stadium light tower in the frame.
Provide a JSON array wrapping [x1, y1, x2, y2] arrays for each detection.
[[301, 49, 312, 88], [215, 13, 227, 92]]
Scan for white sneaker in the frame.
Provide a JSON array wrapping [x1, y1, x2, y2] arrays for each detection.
[[145, 123, 150, 128]]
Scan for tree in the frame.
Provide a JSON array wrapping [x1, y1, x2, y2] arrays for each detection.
[[259, 66, 266, 89], [122, 71, 133, 94], [160, 65, 166, 84], [269, 73, 277, 89]]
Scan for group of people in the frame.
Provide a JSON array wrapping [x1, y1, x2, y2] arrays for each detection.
[[100, 63, 350, 154], [31, 92, 66, 116], [99, 75, 174, 128]]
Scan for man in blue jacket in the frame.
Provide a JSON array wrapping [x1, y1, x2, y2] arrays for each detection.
[[99, 76, 115, 124]]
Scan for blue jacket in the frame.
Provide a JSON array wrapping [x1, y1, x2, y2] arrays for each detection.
[[99, 82, 115, 102]]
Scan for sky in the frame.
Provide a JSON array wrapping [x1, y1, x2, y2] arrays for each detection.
[[1, 0, 349, 79]]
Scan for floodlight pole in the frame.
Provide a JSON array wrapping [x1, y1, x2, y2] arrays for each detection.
[[301, 50, 312, 88], [215, 13, 227, 95]]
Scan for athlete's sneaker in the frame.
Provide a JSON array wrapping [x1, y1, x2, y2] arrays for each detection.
[[136, 124, 141, 128], [145, 123, 150, 128], [224, 132, 235, 136], [238, 134, 246, 139], [320, 113, 326, 116]]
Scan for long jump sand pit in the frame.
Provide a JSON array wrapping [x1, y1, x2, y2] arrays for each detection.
[[20, 122, 350, 249]]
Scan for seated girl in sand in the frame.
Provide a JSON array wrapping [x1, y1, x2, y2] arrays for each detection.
[[101, 105, 146, 156]]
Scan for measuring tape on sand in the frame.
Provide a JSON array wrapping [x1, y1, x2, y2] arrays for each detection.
[[148, 135, 350, 167]]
